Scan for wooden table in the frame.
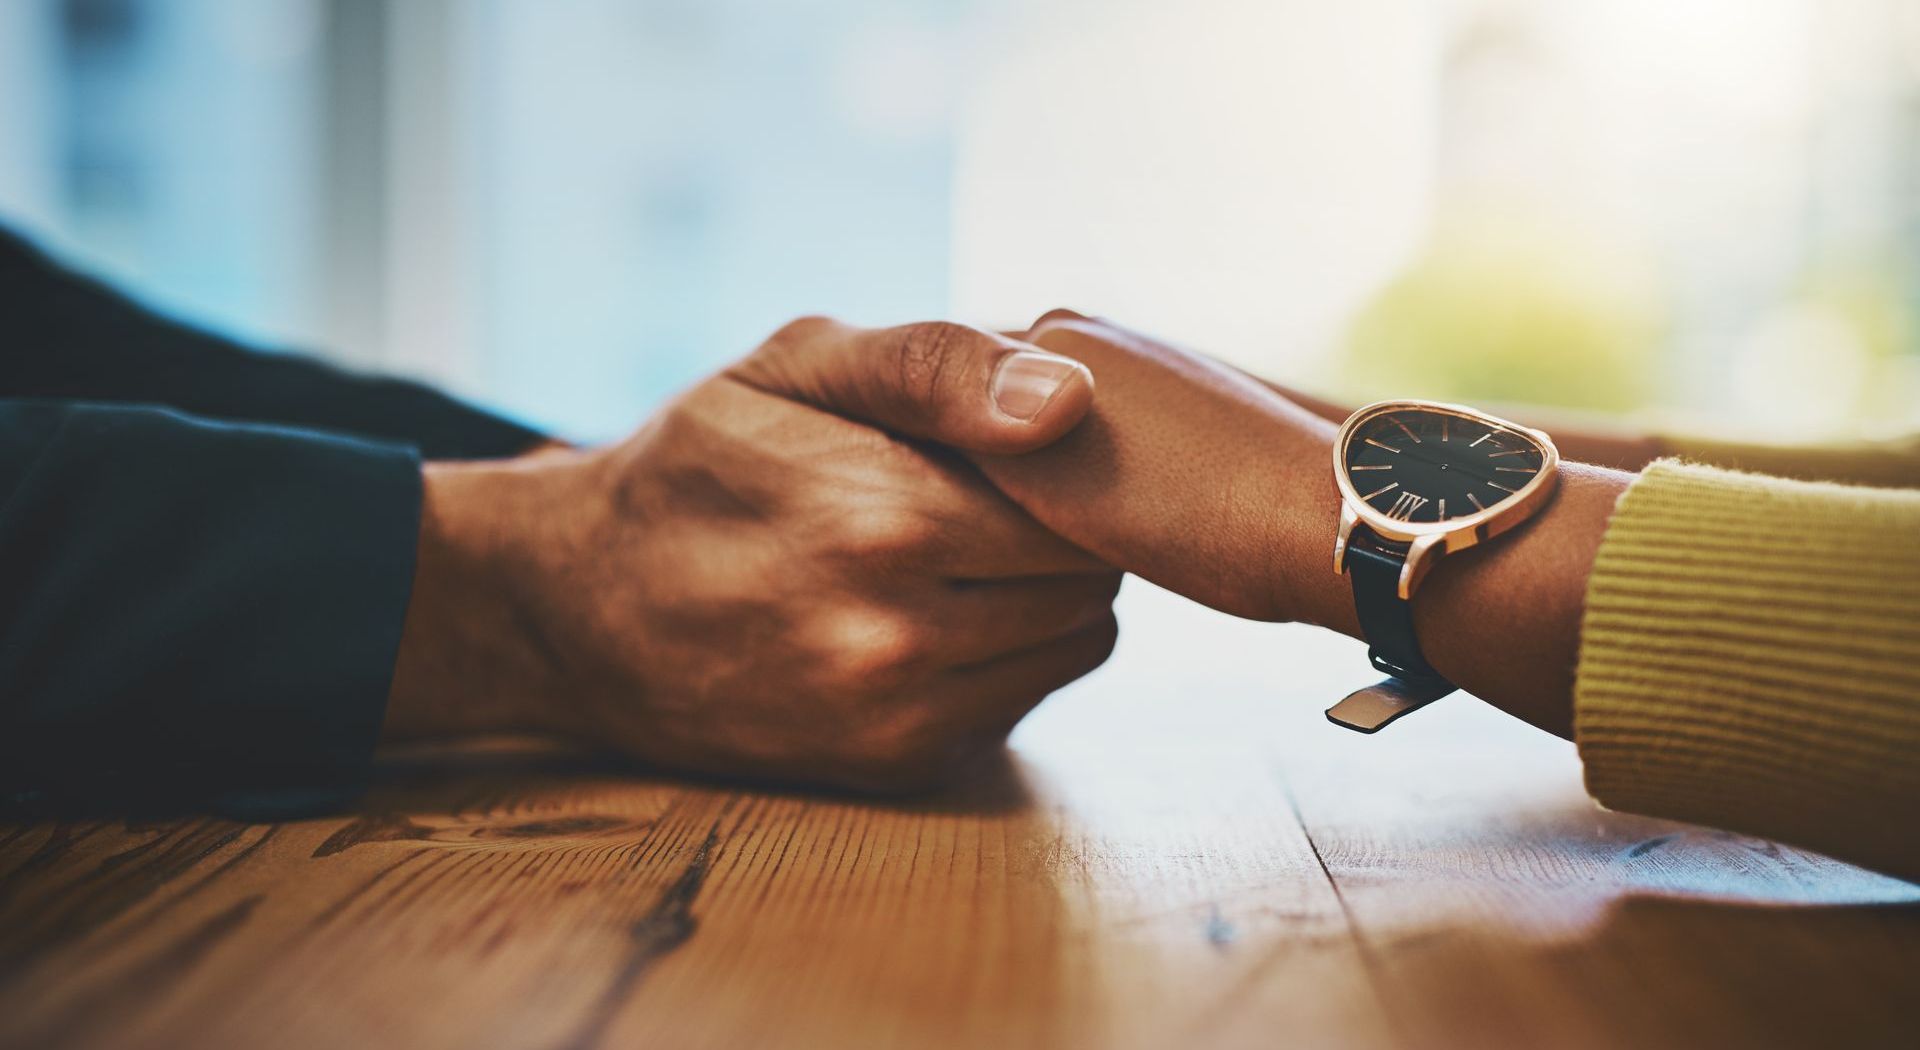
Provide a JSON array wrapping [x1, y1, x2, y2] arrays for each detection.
[[4, 585, 1916, 1049]]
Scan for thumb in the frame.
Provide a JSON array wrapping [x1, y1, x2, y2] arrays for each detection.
[[729, 316, 1094, 455]]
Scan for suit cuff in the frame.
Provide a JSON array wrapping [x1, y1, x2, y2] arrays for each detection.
[[0, 402, 422, 818]]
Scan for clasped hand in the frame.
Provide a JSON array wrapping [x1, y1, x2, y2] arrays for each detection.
[[384, 312, 1379, 791]]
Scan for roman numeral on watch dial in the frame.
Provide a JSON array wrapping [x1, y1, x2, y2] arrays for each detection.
[[1384, 490, 1429, 521]]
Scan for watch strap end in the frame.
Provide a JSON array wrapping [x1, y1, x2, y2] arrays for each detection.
[[1326, 676, 1457, 734]]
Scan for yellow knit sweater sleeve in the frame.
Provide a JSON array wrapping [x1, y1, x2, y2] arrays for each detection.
[[1574, 458, 1920, 881], [1660, 431, 1920, 488]]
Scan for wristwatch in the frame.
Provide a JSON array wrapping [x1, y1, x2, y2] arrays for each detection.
[[1326, 399, 1560, 732]]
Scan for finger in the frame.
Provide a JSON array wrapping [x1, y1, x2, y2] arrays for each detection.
[[928, 572, 1124, 664], [908, 453, 1113, 577], [999, 307, 1091, 343], [1023, 306, 1091, 335], [962, 317, 1339, 621], [686, 373, 1108, 578], [728, 316, 1095, 455], [823, 613, 1121, 795], [936, 611, 1122, 740]]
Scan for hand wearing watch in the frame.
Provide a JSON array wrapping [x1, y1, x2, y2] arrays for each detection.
[[1326, 400, 1561, 733]]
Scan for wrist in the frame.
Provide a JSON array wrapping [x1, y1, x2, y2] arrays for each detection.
[[383, 455, 580, 743], [1287, 471, 1364, 639], [1258, 405, 1364, 637]]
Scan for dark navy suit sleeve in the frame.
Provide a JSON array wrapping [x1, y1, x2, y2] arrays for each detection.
[[0, 226, 548, 460], [0, 401, 422, 818], [0, 223, 535, 818]]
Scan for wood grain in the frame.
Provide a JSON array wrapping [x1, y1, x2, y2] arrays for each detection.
[[3, 585, 1914, 1050]]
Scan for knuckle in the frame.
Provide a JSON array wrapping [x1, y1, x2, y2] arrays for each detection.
[[641, 390, 706, 451], [737, 316, 841, 388], [1027, 306, 1088, 333], [889, 321, 976, 411], [819, 608, 931, 692], [836, 506, 940, 560], [766, 314, 839, 351], [1037, 613, 1120, 692], [1081, 612, 1122, 669], [1062, 572, 1126, 617], [1023, 316, 1110, 358]]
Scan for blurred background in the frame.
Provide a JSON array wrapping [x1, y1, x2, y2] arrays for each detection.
[[3, 0, 1919, 443]]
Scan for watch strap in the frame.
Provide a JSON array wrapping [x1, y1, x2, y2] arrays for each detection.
[[1326, 674, 1457, 733], [1328, 526, 1456, 733], [1345, 527, 1450, 684]]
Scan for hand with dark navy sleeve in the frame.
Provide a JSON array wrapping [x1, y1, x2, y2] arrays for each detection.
[[1, 229, 1119, 812], [0, 227, 552, 816]]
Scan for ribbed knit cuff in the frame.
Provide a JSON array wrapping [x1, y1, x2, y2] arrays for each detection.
[[1660, 432, 1920, 489], [1574, 459, 1920, 881]]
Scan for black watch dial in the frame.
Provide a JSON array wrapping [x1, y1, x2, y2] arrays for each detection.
[[1342, 407, 1545, 525]]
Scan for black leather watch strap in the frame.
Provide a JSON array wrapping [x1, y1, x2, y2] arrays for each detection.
[[1327, 526, 1458, 733], [1345, 527, 1452, 688]]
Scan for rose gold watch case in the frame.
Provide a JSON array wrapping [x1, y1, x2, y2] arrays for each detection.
[[1331, 399, 1561, 600]]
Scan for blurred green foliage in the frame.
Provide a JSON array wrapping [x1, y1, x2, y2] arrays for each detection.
[[1339, 225, 1662, 412], [1804, 258, 1917, 425], [1805, 259, 1911, 363]]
